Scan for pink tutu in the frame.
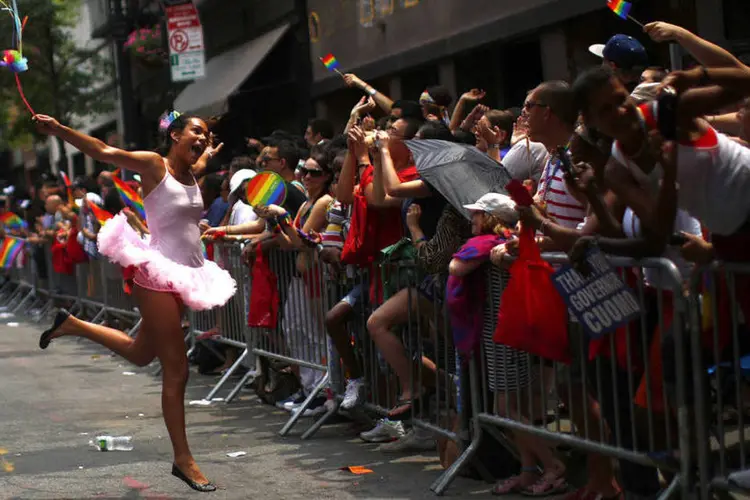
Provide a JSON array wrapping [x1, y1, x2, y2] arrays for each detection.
[[97, 213, 236, 310]]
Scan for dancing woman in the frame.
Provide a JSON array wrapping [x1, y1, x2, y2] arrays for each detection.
[[33, 113, 235, 492]]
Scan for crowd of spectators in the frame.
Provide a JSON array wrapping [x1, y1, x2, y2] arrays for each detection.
[[4, 19, 750, 498]]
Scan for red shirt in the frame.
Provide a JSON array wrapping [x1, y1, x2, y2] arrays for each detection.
[[357, 164, 419, 259]]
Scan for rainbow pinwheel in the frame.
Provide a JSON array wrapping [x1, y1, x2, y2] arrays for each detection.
[[1, 0, 33, 114]]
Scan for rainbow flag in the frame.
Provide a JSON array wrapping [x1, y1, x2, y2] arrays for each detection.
[[0, 237, 24, 269], [86, 199, 113, 226], [0, 212, 27, 231], [607, 0, 631, 19], [59, 171, 75, 206], [112, 176, 146, 220], [320, 53, 340, 72], [245, 171, 287, 207]]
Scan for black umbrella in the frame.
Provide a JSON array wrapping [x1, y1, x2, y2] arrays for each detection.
[[405, 139, 512, 219]]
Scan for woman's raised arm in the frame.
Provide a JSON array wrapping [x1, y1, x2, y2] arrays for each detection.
[[34, 115, 164, 183]]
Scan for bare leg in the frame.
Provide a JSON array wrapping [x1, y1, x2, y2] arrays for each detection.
[[325, 301, 362, 379], [49, 308, 155, 367], [132, 286, 210, 486], [366, 289, 414, 398]]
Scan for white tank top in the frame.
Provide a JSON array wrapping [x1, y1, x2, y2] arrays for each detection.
[[618, 101, 750, 236]]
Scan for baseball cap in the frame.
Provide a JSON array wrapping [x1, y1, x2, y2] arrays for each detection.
[[463, 193, 519, 225], [229, 169, 256, 195], [589, 34, 648, 70], [75, 192, 103, 208]]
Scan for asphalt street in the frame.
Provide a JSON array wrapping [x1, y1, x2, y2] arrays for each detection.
[[0, 315, 500, 500]]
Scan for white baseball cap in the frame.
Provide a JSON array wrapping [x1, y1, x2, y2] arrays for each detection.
[[75, 192, 103, 207], [464, 193, 519, 225], [229, 169, 257, 195]]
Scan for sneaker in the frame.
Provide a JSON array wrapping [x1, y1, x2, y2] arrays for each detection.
[[276, 390, 304, 410], [359, 418, 405, 443], [291, 396, 327, 417], [378, 428, 436, 453], [340, 378, 365, 410]]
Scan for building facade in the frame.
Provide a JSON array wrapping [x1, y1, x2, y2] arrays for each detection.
[[307, 0, 741, 128]]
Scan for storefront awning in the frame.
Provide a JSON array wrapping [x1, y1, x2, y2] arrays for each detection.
[[174, 23, 290, 117]]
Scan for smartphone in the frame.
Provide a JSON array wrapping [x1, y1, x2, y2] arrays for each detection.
[[657, 87, 679, 141], [556, 147, 574, 176]]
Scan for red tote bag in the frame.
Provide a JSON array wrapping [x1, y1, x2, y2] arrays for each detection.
[[341, 188, 374, 266], [247, 246, 279, 329], [493, 228, 571, 364]]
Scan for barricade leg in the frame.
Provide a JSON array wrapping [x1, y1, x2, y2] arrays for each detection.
[[279, 372, 330, 437], [202, 348, 249, 402], [12, 288, 36, 315], [431, 357, 484, 495], [225, 367, 256, 403]]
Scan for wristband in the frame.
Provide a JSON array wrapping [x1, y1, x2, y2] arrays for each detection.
[[415, 236, 427, 244], [277, 212, 292, 227], [365, 86, 377, 96]]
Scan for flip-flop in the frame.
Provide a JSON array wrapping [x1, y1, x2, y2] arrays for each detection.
[[39, 309, 71, 350]]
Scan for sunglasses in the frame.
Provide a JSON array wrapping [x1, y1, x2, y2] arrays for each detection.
[[523, 101, 548, 111], [300, 167, 325, 178]]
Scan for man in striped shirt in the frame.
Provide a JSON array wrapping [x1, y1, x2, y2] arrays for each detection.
[[524, 81, 586, 241]]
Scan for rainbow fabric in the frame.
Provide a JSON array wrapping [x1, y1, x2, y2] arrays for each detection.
[[86, 199, 113, 226], [59, 171, 74, 206], [245, 171, 287, 207], [0, 236, 23, 269], [112, 176, 146, 220], [607, 0, 631, 19], [0, 212, 27, 230], [321, 53, 340, 71]]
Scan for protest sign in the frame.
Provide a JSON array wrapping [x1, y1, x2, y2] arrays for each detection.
[[552, 248, 641, 338]]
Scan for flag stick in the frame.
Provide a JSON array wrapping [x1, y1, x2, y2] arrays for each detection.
[[15, 73, 34, 115], [333, 68, 344, 78], [628, 14, 644, 29]]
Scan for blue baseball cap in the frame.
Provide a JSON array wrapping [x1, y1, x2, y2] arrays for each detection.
[[589, 34, 648, 70]]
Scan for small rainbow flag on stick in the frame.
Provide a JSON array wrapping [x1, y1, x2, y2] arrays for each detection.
[[246, 171, 287, 208], [0, 237, 24, 269], [86, 199, 113, 227], [606, 0, 643, 27], [112, 175, 146, 221], [0, 212, 27, 231], [320, 53, 342, 74], [59, 171, 74, 207]]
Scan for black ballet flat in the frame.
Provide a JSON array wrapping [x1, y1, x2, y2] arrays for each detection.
[[171, 464, 217, 492], [39, 309, 70, 350]]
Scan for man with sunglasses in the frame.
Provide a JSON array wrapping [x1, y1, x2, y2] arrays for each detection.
[[521, 81, 586, 237]]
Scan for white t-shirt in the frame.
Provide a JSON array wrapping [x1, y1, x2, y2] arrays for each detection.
[[622, 208, 701, 289], [229, 200, 258, 226], [501, 139, 548, 185]]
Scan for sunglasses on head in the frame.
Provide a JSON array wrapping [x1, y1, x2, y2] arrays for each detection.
[[300, 167, 325, 178]]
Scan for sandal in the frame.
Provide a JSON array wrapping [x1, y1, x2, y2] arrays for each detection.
[[521, 473, 569, 497], [492, 468, 539, 496]]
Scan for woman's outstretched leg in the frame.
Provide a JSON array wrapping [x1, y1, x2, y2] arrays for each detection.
[[133, 286, 211, 487], [45, 309, 155, 367]]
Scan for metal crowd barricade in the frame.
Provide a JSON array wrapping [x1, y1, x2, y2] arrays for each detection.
[[688, 262, 750, 499], [74, 259, 106, 323], [187, 241, 257, 404], [247, 247, 332, 436], [432, 254, 693, 498]]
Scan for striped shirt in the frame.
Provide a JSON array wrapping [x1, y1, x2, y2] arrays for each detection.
[[536, 153, 586, 229], [320, 199, 349, 249]]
